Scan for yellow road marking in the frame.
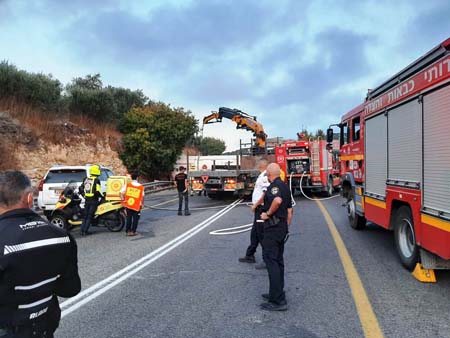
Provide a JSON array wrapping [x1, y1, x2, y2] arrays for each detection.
[[142, 197, 178, 210], [316, 200, 384, 338], [365, 197, 386, 210]]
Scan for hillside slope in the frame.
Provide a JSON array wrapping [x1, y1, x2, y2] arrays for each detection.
[[0, 109, 127, 183]]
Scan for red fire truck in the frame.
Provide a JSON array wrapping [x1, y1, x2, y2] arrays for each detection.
[[327, 38, 450, 275], [275, 138, 340, 196]]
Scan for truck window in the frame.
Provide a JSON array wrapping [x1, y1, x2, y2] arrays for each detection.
[[340, 122, 350, 146], [352, 117, 361, 141]]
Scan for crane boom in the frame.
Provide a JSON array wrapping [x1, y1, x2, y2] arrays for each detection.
[[202, 107, 267, 148]]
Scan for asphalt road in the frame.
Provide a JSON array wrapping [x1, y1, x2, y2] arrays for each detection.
[[55, 190, 450, 338]]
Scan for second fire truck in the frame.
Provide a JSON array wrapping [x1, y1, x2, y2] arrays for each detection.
[[275, 137, 340, 196]]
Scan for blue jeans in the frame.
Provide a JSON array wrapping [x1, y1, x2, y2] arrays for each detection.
[[178, 191, 189, 212]]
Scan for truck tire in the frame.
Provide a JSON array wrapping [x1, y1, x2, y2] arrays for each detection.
[[347, 190, 366, 230], [394, 206, 419, 270]]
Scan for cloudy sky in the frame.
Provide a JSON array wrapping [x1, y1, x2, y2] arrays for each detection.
[[1, 0, 449, 150]]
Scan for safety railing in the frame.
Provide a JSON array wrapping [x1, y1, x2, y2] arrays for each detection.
[[142, 181, 175, 193]]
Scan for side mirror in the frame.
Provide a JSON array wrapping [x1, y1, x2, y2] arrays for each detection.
[[326, 128, 334, 143]]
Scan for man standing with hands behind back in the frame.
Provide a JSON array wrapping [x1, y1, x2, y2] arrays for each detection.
[[174, 166, 190, 216], [239, 159, 269, 267]]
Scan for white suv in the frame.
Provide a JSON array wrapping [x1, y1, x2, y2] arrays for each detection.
[[37, 164, 114, 218]]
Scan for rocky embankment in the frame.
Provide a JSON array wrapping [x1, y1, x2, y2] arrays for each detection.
[[0, 111, 127, 184]]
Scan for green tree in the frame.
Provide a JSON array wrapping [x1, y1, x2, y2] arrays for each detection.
[[315, 129, 325, 138], [192, 136, 226, 155], [66, 85, 117, 120], [68, 74, 103, 90], [106, 86, 147, 117], [0, 61, 62, 111], [120, 103, 198, 179], [65, 74, 148, 122]]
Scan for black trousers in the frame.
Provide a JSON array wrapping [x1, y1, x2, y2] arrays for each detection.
[[178, 191, 189, 212], [126, 208, 141, 232], [0, 326, 55, 338], [245, 207, 264, 257], [262, 223, 288, 304], [81, 202, 98, 233]]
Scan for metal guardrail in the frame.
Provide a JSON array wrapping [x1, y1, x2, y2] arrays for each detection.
[[142, 181, 174, 193], [32, 182, 175, 217]]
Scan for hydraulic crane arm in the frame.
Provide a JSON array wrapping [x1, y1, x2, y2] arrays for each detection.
[[202, 107, 267, 148]]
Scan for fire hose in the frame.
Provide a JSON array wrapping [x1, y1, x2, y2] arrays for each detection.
[[298, 171, 340, 201], [209, 173, 297, 236]]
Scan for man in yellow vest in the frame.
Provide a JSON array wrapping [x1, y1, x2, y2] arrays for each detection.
[[79, 165, 104, 236]]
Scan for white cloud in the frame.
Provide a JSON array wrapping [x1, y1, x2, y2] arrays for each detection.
[[1, 0, 449, 151]]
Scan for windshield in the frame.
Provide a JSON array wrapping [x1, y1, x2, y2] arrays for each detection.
[[61, 181, 80, 197], [45, 169, 86, 184]]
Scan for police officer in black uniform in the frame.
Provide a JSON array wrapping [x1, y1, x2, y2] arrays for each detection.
[[0, 171, 81, 337], [258, 163, 293, 311]]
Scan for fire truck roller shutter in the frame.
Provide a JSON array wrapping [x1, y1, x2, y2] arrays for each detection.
[[423, 84, 450, 215], [365, 113, 387, 198], [387, 99, 422, 186]]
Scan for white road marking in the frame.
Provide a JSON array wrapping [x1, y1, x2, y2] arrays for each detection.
[[61, 199, 242, 318]]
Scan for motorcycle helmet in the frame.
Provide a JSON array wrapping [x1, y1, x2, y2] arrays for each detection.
[[89, 164, 101, 176]]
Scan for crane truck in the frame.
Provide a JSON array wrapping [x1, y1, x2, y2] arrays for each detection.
[[189, 107, 272, 198]]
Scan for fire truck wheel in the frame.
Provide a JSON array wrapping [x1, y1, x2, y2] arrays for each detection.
[[394, 206, 419, 270], [347, 190, 366, 230]]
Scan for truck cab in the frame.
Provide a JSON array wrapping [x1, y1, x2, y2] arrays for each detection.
[[275, 139, 340, 196]]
